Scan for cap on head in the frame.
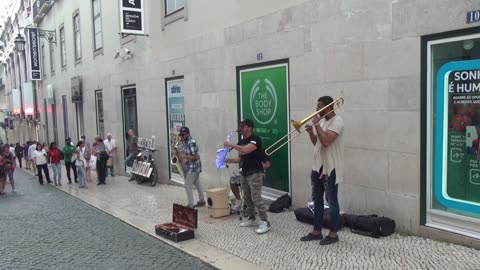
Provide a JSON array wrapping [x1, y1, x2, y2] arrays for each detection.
[[179, 126, 190, 134], [66, 137, 71, 142], [240, 119, 254, 128]]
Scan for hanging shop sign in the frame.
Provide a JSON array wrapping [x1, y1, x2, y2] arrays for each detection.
[[12, 89, 21, 115], [120, 0, 144, 35], [27, 28, 41, 80], [23, 82, 34, 116]]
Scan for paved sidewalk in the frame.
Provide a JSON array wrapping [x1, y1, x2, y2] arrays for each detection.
[[0, 169, 211, 270], [23, 167, 480, 270]]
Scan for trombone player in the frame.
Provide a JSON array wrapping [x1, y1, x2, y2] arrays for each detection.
[[300, 96, 344, 246]]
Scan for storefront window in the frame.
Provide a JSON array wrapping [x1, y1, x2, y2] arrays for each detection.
[[426, 32, 480, 238]]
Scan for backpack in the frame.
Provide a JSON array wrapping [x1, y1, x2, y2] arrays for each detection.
[[268, 194, 292, 213], [100, 151, 109, 162], [348, 215, 396, 238]]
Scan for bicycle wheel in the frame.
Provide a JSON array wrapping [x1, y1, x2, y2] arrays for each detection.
[[149, 163, 158, 187], [136, 174, 143, 184]]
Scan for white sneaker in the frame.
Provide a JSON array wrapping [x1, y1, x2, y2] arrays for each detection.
[[231, 200, 242, 212], [240, 219, 259, 227], [255, 221, 271, 234]]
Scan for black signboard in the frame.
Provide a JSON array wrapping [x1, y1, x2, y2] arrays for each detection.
[[123, 0, 141, 9], [120, 0, 144, 34], [123, 10, 142, 31], [27, 28, 41, 80]]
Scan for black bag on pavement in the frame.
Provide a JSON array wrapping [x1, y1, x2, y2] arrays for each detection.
[[294, 207, 314, 224], [293, 207, 344, 230], [349, 215, 396, 238], [268, 194, 292, 213]]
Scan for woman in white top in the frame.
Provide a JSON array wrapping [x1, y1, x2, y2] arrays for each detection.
[[32, 143, 51, 185], [76, 141, 87, 188]]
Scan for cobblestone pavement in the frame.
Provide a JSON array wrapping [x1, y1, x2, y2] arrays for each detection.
[[0, 169, 211, 270], [51, 171, 480, 270]]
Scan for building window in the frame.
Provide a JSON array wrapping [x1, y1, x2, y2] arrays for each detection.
[[62, 95, 69, 140], [95, 90, 104, 138], [165, 0, 185, 16], [73, 13, 82, 60], [49, 41, 55, 75], [92, 0, 102, 51], [60, 26, 66, 68], [161, 0, 187, 30], [41, 44, 46, 78]]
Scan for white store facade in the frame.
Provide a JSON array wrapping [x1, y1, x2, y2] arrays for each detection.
[[1, 0, 480, 245]]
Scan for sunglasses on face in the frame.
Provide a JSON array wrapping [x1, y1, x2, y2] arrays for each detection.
[[179, 133, 187, 137]]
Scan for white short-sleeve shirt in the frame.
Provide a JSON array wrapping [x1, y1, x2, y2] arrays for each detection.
[[319, 115, 344, 184], [104, 139, 116, 157], [32, 150, 48, 165]]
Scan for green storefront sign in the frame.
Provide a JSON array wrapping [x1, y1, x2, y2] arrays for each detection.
[[238, 62, 290, 192]]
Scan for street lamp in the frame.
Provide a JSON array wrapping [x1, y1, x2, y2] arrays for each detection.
[[14, 34, 26, 52]]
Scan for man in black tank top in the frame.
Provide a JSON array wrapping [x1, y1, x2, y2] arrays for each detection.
[[225, 119, 271, 234]]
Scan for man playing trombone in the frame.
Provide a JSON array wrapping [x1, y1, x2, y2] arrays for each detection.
[[300, 96, 344, 245], [225, 119, 271, 234]]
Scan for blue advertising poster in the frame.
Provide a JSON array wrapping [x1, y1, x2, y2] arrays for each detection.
[[435, 60, 480, 215]]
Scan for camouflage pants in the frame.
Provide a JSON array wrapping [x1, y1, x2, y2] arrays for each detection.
[[241, 172, 267, 221]]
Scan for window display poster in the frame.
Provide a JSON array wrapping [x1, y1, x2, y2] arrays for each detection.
[[167, 78, 185, 180], [435, 60, 480, 214]]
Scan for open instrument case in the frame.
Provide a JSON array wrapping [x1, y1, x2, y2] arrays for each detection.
[[155, 204, 198, 242]]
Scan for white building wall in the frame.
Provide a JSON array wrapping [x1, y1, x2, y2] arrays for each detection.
[[11, 0, 480, 236]]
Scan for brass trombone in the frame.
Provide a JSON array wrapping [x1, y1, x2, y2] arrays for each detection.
[[265, 97, 344, 156]]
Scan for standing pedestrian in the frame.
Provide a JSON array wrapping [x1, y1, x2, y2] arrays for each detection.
[[0, 151, 6, 195], [48, 142, 63, 186], [24, 142, 30, 170], [32, 143, 51, 185], [63, 138, 78, 184], [104, 133, 116, 177], [15, 143, 23, 169], [76, 141, 87, 188], [94, 138, 108, 185], [177, 127, 205, 208], [225, 119, 271, 234], [3, 145, 16, 193], [28, 141, 37, 175], [125, 129, 139, 181]]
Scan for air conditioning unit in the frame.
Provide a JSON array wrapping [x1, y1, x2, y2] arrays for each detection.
[[71, 76, 82, 103]]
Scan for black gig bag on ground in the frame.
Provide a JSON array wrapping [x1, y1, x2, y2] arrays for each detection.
[[349, 215, 396, 238], [294, 207, 344, 230], [294, 207, 314, 224], [268, 194, 292, 213]]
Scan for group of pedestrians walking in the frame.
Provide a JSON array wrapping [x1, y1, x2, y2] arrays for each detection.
[[0, 134, 116, 193]]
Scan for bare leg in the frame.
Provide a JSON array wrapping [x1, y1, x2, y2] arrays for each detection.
[[8, 170, 15, 191], [230, 183, 241, 200]]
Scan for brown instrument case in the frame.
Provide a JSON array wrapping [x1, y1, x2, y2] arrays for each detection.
[[155, 204, 198, 242]]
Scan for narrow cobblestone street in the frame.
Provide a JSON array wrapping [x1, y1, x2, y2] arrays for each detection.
[[0, 169, 211, 270]]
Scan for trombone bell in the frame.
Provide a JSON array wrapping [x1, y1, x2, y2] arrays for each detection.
[[291, 120, 303, 133]]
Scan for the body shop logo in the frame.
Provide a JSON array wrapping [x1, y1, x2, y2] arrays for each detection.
[[250, 79, 277, 125]]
